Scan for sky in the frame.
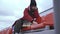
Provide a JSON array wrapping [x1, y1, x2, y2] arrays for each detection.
[[0, 0, 53, 30]]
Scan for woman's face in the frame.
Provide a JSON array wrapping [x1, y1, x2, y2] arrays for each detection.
[[31, 6, 37, 10]]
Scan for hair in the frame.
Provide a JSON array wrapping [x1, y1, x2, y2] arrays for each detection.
[[30, 0, 37, 7]]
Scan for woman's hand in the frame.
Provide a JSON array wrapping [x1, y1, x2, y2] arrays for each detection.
[[32, 18, 37, 24]]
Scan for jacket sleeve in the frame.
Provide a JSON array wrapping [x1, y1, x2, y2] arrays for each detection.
[[34, 9, 40, 18], [34, 9, 42, 24], [24, 8, 33, 22]]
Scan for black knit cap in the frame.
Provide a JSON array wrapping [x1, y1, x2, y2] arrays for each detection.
[[30, 0, 37, 7]]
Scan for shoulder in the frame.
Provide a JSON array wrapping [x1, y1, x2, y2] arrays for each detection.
[[24, 8, 29, 10], [24, 8, 29, 12]]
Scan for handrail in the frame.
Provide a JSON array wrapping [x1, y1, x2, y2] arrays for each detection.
[[40, 7, 53, 14]]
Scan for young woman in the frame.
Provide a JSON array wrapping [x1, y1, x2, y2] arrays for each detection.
[[13, 0, 42, 34]]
